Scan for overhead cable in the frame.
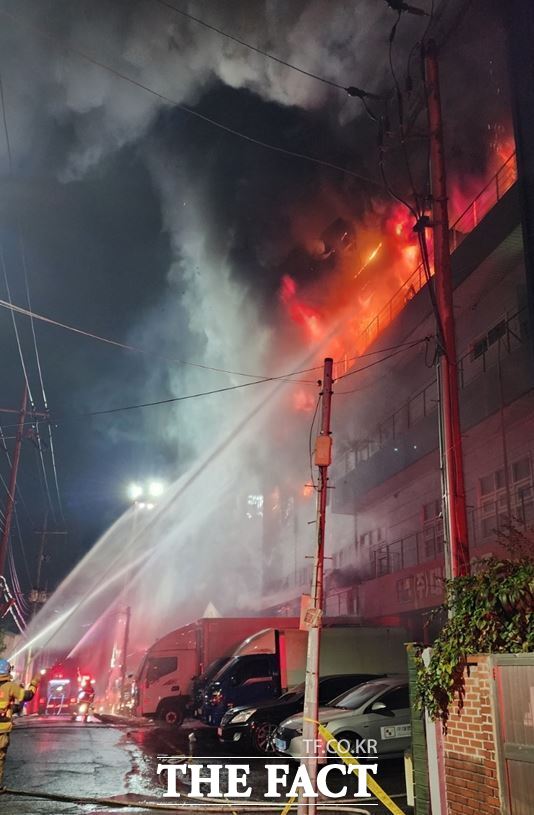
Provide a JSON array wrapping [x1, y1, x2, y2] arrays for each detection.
[[0, 295, 432, 383], [0, 7, 383, 190], [152, 0, 383, 101], [0, 69, 59, 524]]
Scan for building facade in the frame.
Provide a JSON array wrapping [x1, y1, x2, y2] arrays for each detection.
[[261, 152, 533, 638]]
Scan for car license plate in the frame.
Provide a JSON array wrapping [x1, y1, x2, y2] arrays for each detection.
[[217, 727, 223, 737], [274, 737, 287, 752]]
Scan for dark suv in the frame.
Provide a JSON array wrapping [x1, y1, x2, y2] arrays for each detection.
[[218, 673, 384, 754]]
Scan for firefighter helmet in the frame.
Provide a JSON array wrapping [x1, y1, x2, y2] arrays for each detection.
[[0, 658, 11, 675]]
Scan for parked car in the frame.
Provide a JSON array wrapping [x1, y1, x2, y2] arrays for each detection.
[[218, 673, 384, 754], [274, 676, 411, 759]]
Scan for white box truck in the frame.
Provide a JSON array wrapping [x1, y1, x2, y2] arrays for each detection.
[[134, 616, 300, 725]]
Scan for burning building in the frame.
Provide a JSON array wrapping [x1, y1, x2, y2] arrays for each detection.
[[260, 146, 526, 638]]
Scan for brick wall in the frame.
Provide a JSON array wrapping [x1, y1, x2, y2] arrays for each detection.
[[443, 655, 502, 814]]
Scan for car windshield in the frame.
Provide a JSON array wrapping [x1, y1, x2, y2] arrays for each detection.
[[330, 681, 392, 710]]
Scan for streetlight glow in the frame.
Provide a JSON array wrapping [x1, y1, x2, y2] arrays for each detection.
[[148, 481, 164, 497], [128, 483, 143, 501]]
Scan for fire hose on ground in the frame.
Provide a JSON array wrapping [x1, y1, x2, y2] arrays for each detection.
[[2, 788, 373, 814]]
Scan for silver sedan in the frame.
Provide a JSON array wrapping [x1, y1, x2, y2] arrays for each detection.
[[273, 676, 411, 760]]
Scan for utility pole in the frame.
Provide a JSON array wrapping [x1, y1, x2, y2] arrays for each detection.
[[300, 358, 333, 815], [119, 606, 131, 711], [425, 41, 470, 578], [0, 384, 28, 577], [34, 510, 49, 614]]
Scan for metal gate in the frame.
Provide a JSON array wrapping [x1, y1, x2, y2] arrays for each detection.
[[491, 654, 534, 815]]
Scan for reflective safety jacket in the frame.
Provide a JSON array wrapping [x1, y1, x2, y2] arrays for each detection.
[[0, 674, 38, 733]]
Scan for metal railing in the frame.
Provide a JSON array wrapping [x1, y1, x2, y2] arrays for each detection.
[[337, 308, 527, 476], [450, 153, 517, 250], [341, 152, 518, 367]]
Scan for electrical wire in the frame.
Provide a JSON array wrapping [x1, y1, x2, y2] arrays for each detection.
[[0, 295, 432, 384], [0, 6, 384, 190], [18, 230, 65, 522], [81, 377, 298, 418], [152, 0, 378, 99], [0, 296, 300, 380], [0, 245, 34, 404], [335, 337, 430, 392], [0, 68, 58, 526], [0, 337, 433, 427]]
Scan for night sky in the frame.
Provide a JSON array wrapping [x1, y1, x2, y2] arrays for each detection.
[[0, 0, 509, 613]]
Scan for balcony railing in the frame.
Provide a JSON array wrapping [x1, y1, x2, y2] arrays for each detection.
[[336, 308, 527, 477], [450, 153, 517, 250], [336, 152, 518, 374]]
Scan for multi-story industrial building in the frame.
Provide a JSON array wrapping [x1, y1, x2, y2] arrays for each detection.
[[261, 151, 531, 638]]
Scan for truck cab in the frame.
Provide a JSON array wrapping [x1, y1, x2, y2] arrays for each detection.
[[202, 652, 279, 725], [202, 628, 305, 726], [135, 632, 198, 726]]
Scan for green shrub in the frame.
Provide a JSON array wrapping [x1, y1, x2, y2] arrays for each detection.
[[415, 531, 534, 726]]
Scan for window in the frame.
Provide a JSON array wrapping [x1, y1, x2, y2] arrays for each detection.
[[471, 336, 488, 360], [146, 656, 177, 684], [402, 534, 419, 568], [408, 391, 425, 426], [423, 500, 441, 522], [488, 320, 506, 347], [360, 528, 384, 550], [375, 545, 390, 577], [422, 500, 443, 560], [379, 685, 410, 711], [479, 458, 532, 537], [512, 457, 531, 484], [232, 657, 271, 685], [471, 319, 506, 362]]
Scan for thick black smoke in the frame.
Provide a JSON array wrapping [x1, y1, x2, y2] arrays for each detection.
[[0, 0, 511, 604]]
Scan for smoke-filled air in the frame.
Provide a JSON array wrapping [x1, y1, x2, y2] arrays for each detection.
[[2, 0, 513, 690]]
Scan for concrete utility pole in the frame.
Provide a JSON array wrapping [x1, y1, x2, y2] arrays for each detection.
[[300, 358, 334, 815], [0, 384, 28, 577], [425, 41, 470, 578]]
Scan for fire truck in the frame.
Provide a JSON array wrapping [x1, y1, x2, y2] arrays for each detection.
[[38, 659, 93, 716]]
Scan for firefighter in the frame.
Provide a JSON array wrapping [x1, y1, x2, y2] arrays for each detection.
[[0, 658, 40, 791]]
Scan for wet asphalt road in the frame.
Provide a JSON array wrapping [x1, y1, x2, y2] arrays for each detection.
[[2, 715, 410, 815]]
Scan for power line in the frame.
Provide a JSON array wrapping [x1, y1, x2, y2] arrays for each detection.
[[0, 294, 432, 384], [19, 230, 65, 523], [0, 335, 434, 431], [0, 296, 315, 382], [0, 67, 60, 525], [81, 377, 294, 417], [152, 0, 383, 101], [32, 338, 431, 421], [0, 6, 384, 190], [335, 337, 430, 391]]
